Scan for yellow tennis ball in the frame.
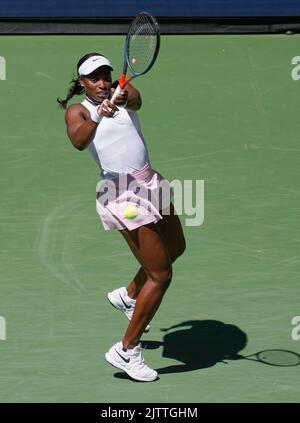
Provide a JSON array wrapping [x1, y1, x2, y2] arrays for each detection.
[[124, 205, 138, 219]]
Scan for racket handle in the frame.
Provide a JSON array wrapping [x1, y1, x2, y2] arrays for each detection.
[[110, 84, 123, 104]]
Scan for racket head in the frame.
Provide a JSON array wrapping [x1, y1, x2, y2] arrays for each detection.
[[243, 349, 300, 367], [125, 12, 160, 78], [256, 349, 300, 367]]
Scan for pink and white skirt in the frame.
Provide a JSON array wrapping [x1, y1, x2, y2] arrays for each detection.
[[96, 162, 172, 231]]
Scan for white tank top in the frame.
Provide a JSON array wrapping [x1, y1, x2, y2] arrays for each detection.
[[81, 99, 150, 180]]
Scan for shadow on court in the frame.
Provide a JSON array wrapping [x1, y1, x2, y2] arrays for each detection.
[[113, 320, 300, 380], [113, 319, 248, 380], [147, 319, 248, 374]]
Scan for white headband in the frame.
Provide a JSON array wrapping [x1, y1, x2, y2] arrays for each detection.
[[78, 55, 113, 75]]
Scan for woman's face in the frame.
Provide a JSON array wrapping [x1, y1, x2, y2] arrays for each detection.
[[79, 66, 112, 103]]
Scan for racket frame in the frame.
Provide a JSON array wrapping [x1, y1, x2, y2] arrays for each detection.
[[111, 12, 160, 102]]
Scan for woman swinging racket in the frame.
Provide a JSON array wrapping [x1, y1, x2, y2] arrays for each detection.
[[57, 52, 186, 382]]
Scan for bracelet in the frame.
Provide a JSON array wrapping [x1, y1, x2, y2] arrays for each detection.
[[90, 106, 104, 123]]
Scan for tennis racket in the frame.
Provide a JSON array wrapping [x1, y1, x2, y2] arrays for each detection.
[[245, 349, 300, 367], [111, 11, 160, 103]]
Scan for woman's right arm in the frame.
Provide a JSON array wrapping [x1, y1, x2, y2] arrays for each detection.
[[65, 104, 99, 151]]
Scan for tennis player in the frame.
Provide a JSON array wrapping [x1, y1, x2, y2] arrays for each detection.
[[58, 53, 186, 382]]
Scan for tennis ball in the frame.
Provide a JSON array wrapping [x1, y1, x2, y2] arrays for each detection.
[[124, 205, 138, 219], [131, 57, 137, 64]]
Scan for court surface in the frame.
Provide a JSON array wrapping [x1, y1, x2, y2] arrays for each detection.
[[0, 34, 300, 402]]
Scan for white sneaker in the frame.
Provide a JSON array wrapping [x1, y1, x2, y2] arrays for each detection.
[[107, 287, 151, 332], [105, 341, 158, 382]]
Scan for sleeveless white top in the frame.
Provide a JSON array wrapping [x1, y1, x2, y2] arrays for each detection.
[[81, 99, 150, 180]]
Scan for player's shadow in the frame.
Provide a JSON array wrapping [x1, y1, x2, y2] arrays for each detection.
[[113, 319, 248, 380], [145, 319, 248, 374]]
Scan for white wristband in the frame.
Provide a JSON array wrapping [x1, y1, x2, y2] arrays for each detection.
[[90, 106, 103, 124]]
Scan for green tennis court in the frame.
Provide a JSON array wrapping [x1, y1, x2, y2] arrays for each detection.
[[0, 34, 300, 402]]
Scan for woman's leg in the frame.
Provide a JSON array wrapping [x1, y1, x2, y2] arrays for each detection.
[[126, 202, 186, 299], [119, 221, 173, 349]]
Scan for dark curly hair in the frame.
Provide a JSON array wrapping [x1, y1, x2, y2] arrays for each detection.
[[57, 52, 105, 109]]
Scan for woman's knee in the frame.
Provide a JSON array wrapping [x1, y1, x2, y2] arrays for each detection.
[[148, 266, 173, 288]]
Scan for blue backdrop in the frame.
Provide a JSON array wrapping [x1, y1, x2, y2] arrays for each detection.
[[1, 0, 300, 18]]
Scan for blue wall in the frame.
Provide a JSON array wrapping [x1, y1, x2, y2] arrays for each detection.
[[1, 0, 300, 18]]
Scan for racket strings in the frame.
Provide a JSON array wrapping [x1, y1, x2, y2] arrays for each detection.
[[127, 14, 159, 75]]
